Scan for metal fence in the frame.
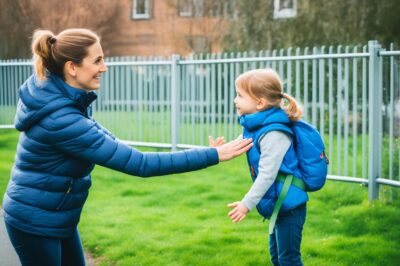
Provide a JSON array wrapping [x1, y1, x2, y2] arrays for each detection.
[[1, 40, 400, 201]]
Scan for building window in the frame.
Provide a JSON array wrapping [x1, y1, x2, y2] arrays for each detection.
[[208, 1, 236, 18], [178, 0, 236, 18], [178, 0, 193, 16], [178, 0, 203, 17], [132, 0, 151, 19], [273, 0, 297, 19]]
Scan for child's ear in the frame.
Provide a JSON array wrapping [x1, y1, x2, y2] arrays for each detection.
[[256, 98, 268, 110]]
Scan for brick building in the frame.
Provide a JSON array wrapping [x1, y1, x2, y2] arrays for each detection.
[[105, 0, 236, 56]]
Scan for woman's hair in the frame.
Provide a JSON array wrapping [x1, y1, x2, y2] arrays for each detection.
[[31, 28, 100, 80], [235, 68, 303, 121]]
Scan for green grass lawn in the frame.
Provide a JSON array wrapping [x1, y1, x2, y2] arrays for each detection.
[[1, 129, 399, 266]]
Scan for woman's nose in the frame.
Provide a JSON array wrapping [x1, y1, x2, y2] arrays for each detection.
[[100, 62, 107, 72]]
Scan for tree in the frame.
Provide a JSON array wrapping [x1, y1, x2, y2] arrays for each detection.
[[223, 0, 400, 52], [0, 0, 122, 59], [0, 0, 32, 58]]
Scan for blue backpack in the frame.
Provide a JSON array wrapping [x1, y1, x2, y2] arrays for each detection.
[[290, 120, 329, 191], [267, 119, 328, 234]]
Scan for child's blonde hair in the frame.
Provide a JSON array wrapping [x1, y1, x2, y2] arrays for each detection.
[[235, 68, 303, 121]]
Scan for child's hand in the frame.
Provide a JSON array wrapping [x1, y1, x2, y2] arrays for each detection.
[[227, 201, 249, 222], [208, 136, 226, 147]]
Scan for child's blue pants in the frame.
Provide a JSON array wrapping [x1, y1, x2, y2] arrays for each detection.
[[269, 203, 306, 266]]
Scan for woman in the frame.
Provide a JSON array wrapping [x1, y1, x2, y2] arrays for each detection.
[[2, 28, 253, 266]]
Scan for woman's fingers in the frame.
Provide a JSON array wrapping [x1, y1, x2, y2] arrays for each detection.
[[232, 139, 253, 155], [216, 138, 253, 162], [209, 136, 226, 147], [234, 145, 253, 156], [228, 138, 252, 152], [215, 136, 226, 146], [208, 136, 216, 147]]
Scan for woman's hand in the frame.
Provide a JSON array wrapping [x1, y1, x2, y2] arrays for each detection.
[[208, 136, 226, 147], [215, 138, 253, 162], [227, 201, 249, 222]]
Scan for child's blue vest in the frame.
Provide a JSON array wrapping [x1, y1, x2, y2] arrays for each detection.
[[239, 108, 308, 218]]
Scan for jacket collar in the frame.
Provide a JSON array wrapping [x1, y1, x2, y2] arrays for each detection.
[[48, 74, 97, 112], [239, 107, 290, 131]]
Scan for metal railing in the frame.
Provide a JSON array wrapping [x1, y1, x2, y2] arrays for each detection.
[[0, 40, 399, 201]]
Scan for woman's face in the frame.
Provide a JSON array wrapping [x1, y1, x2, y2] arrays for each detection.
[[68, 42, 107, 91]]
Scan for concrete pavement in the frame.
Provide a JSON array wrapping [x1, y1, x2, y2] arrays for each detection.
[[0, 209, 20, 266]]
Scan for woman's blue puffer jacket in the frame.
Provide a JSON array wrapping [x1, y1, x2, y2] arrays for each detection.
[[2, 74, 219, 238]]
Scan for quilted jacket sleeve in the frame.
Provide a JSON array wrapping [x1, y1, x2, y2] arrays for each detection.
[[40, 109, 219, 177], [92, 118, 116, 140]]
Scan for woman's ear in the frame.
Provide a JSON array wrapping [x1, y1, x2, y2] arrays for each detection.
[[256, 98, 268, 110], [64, 61, 77, 78]]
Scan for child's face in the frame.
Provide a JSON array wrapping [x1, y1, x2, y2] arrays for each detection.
[[234, 87, 260, 116]]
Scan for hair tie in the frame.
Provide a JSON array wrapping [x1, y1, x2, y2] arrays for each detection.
[[279, 92, 285, 98], [49, 36, 57, 45]]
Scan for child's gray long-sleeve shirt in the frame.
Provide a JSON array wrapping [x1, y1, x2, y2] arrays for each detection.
[[241, 131, 292, 211]]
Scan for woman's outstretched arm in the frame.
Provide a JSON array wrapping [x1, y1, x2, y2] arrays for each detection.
[[45, 110, 252, 177]]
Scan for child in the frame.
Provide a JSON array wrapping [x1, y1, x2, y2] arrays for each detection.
[[227, 68, 307, 266]]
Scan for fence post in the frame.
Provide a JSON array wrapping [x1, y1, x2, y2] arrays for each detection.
[[368, 40, 381, 202], [171, 54, 180, 151]]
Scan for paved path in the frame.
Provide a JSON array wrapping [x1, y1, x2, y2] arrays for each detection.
[[0, 209, 20, 266], [0, 209, 95, 266]]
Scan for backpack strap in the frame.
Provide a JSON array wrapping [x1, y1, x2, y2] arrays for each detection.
[[268, 172, 307, 235], [276, 174, 306, 191], [269, 173, 293, 234], [255, 123, 293, 153]]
